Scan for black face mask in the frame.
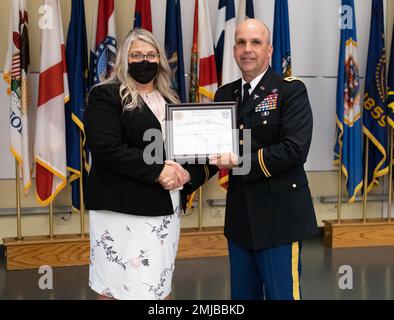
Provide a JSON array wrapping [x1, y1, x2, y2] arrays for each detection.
[[128, 61, 159, 84]]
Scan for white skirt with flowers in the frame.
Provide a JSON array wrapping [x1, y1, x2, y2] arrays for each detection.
[[88, 190, 181, 300]]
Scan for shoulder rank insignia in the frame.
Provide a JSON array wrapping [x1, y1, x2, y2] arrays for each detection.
[[284, 76, 303, 83]]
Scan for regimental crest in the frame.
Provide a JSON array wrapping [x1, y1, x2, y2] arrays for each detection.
[[93, 36, 117, 84], [343, 53, 361, 123]]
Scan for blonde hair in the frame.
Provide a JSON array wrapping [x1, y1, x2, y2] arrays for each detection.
[[107, 28, 179, 110]]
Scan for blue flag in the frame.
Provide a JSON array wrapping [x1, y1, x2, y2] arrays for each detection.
[[246, 0, 254, 18], [272, 0, 291, 77], [66, 0, 89, 210], [334, 0, 363, 203], [165, 0, 186, 102], [387, 23, 394, 128], [362, 0, 388, 192]]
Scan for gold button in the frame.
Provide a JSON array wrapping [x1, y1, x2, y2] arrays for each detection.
[[240, 124, 244, 130], [240, 140, 244, 145], [292, 184, 297, 188], [263, 120, 268, 125]]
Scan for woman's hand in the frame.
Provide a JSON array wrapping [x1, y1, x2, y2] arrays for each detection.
[[157, 161, 190, 190], [165, 160, 191, 187]]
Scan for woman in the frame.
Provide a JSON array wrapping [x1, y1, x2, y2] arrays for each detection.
[[85, 29, 215, 300]]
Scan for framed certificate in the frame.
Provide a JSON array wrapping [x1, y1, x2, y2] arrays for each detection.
[[165, 102, 238, 162]]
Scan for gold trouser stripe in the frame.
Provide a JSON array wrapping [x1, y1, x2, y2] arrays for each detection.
[[292, 242, 301, 300]]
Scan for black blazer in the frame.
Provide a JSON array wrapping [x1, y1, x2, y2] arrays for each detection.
[[84, 83, 216, 216], [214, 67, 318, 249]]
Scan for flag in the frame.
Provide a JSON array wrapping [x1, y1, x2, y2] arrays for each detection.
[[387, 24, 394, 128], [190, 0, 199, 103], [66, 0, 89, 211], [34, 0, 69, 205], [190, 0, 218, 103], [134, 0, 152, 32], [188, 0, 219, 207], [215, 0, 239, 86], [272, 0, 292, 77], [165, 0, 186, 102], [333, 0, 363, 203], [215, 0, 254, 189], [362, 0, 388, 192], [89, 0, 117, 88], [237, 0, 254, 23], [3, 0, 32, 194]]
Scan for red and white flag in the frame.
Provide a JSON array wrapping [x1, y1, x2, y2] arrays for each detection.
[[3, 0, 33, 194], [188, 0, 218, 206], [197, 0, 218, 102], [34, 0, 69, 205], [190, 0, 218, 103]]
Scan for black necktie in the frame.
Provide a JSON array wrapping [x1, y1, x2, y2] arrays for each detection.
[[242, 83, 251, 107]]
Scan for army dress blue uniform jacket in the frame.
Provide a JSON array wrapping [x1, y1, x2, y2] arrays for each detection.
[[214, 67, 318, 250]]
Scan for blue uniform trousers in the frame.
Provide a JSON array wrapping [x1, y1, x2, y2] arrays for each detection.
[[228, 241, 302, 300]]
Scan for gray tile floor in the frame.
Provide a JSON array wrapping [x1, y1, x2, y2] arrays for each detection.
[[1, 236, 394, 300]]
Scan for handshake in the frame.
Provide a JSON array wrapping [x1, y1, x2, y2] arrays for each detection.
[[157, 160, 191, 191]]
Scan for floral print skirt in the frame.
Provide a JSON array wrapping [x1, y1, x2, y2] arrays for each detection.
[[89, 191, 182, 300]]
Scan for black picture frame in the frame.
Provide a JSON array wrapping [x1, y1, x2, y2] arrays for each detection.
[[165, 102, 238, 163]]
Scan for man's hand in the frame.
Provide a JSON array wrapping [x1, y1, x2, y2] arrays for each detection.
[[209, 153, 239, 169], [157, 161, 190, 190]]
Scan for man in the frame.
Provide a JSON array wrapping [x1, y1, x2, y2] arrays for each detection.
[[210, 19, 318, 300]]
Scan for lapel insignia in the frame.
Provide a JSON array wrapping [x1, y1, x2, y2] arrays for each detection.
[[272, 88, 278, 94], [260, 86, 265, 91], [254, 94, 259, 100], [234, 89, 239, 94], [254, 93, 278, 113]]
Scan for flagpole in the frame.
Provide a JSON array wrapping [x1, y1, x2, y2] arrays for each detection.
[[15, 161, 22, 240], [198, 187, 203, 231], [363, 137, 369, 223], [79, 132, 85, 238], [388, 128, 393, 223], [337, 142, 342, 223], [49, 202, 54, 240]]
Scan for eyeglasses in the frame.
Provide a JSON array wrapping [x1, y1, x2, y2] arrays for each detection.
[[128, 52, 160, 62]]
